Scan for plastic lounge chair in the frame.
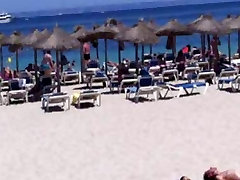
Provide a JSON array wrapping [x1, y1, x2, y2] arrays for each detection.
[[163, 82, 209, 98], [0, 79, 3, 105], [197, 61, 210, 70], [195, 70, 216, 84], [162, 68, 179, 81], [41, 92, 70, 112], [182, 66, 200, 79], [125, 76, 159, 103], [217, 68, 238, 90], [61, 71, 80, 85], [76, 90, 101, 108], [119, 74, 138, 93], [90, 71, 108, 89], [109, 75, 120, 92], [6, 79, 28, 105]]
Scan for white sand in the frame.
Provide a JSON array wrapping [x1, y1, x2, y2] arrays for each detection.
[[0, 85, 240, 180]]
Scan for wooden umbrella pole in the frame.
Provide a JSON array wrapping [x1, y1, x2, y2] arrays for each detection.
[[56, 50, 61, 92], [203, 34, 206, 61], [0, 46, 3, 74], [172, 35, 177, 57], [135, 44, 139, 75], [96, 43, 99, 59], [141, 45, 144, 63], [16, 50, 19, 72], [149, 45, 153, 55], [79, 43, 84, 83], [33, 49, 39, 83], [228, 33, 231, 64], [238, 30, 240, 53], [207, 34, 211, 51], [118, 41, 121, 64], [104, 39, 108, 75]]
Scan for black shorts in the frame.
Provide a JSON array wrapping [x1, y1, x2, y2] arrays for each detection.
[[84, 54, 90, 60]]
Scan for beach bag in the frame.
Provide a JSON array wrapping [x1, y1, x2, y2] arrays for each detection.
[[72, 92, 80, 104]]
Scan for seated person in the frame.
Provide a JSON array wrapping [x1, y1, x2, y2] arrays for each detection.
[[2, 67, 13, 81], [25, 63, 34, 72], [87, 59, 99, 69], [176, 50, 186, 74], [117, 61, 129, 83]]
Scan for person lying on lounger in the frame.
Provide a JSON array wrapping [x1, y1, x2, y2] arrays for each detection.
[[204, 167, 240, 180]]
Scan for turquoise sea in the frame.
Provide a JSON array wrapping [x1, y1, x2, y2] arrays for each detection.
[[1, 1, 240, 71]]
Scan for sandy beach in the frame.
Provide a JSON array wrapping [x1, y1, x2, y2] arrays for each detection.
[[0, 84, 240, 180]]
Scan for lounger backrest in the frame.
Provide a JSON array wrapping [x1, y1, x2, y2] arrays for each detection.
[[138, 76, 153, 87], [9, 79, 20, 90], [220, 70, 238, 78], [122, 74, 136, 79]]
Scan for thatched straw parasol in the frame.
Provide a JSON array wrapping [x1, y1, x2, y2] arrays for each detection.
[[85, 23, 118, 74], [189, 15, 230, 61], [23, 29, 51, 81], [224, 15, 240, 54], [117, 21, 159, 74], [156, 19, 191, 56], [0, 33, 9, 73], [71, 25, 90, 77], [7, 31, 24, 72], [36, 26, 80, 92], [222, 15, 234, 63]]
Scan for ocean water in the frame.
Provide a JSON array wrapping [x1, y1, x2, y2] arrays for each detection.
[[0, 1, 240, 71]]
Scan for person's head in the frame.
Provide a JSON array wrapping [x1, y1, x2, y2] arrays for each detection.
[[180, 176, 191, 180], [178, 50, 184, 57], [187, 44, 191, 51], [213, 35, 218, 41], [203, 167, 219, 180], [46, 50, 51, 55]]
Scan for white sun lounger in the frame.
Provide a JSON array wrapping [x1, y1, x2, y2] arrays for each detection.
[[196, 70, 216, 84], [217, 68, 239, 90], [41, 92, 70, 112], [159, 82, 209, 98], [182, 66, 200, 79], [6, 79, 28, 105], [77, 91, 101, 108], [119, 74, 138, 93], [162, 68, 179, 81], [125, 76, 159, 103], [61, 71, 80, 85]]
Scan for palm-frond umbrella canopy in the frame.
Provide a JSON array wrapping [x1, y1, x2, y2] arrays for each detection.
[[7, 31, 24, 72], [71, 25, 90, 77], [189, 15, 229, 35], [222, 15, 234, 63], [0, 33, 9, 73], [23, 29, 51, 82], [36, 27, 80, 92], [146, 20, 159, 54], [156, 19, 191, 56], [85, 23, 118, 74], [117, 21, 159, 73], [224, 15, 240, 53], [156, 19, 191, 36], [71, 25, 89, 42], [189, 15, 230, 61]]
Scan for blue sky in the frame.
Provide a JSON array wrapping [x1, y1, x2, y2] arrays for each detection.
[[1, 0, 238, 12]]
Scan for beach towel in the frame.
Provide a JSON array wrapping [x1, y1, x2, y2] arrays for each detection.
[[72, 92, 80, 104]]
